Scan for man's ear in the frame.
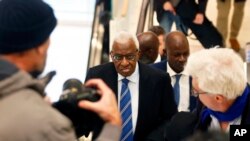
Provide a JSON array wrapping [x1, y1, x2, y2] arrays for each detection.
[[36, 39, 50, 55], [215, 94, 224, 104], [163, 49, 167, 57], [36, 46, 44, 55], [138, 50, 141, 57], [110, 51, 114, 61]]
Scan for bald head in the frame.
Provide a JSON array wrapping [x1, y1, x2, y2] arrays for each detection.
[[165, 31, 190, 73], [165, 31, 189, 50], [137, 31, 159, 64]]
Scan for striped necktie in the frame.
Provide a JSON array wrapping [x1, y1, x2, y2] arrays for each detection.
[[120, 78, 133, 141]]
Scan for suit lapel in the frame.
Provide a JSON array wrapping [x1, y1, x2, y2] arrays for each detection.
[[135, 63, 149, 135], [107, 64, 118, 100], [98, 63, 118, 100]]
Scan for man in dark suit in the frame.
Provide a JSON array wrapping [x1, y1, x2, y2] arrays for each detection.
[[85, 31, 177, 141], [152, 31, 197, 112]]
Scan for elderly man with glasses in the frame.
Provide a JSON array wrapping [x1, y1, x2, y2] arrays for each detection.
[[85, 31, 177, 141], [163, 48, 250, 141], [186, 48, 250, 134]]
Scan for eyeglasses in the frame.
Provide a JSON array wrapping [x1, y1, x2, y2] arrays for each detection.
[[111, 51, 138, 62], [191, 88, 208, 97]]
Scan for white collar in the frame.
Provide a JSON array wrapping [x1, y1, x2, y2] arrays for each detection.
[[167, 62, 189, 77]]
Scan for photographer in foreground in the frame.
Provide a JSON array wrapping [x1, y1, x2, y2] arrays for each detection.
[[0, 0, 121, 140]]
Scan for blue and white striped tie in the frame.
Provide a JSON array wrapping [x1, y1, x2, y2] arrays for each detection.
[[120, 78, 133, 141]]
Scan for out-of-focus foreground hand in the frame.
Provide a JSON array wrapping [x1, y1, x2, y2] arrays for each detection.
[[78, 79, 122, 127]]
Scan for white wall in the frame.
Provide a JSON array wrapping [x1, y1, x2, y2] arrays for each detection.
[[42, 0, 95, 102]]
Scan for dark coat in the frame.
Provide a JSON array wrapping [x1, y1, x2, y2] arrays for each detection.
[[85, 62, 177, 141]]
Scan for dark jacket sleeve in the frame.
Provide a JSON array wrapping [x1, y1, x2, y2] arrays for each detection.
[[154, 0, 170, 21], [154, 0, 169, 10], [197, 0, 208, 14]]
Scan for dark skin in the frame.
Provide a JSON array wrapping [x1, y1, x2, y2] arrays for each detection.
[[164, 31, 190, 73], [137, 32, 159, 64], [110, 39, 140, 77]]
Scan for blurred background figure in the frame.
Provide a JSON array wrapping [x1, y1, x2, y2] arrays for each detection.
[[137, 31, 160, 64], [153, 0, 188, 35], [174, 0, 224, 49], [216, 0, 246, 52], [148, 25, 166, 61], [96, 0, 112, 63]]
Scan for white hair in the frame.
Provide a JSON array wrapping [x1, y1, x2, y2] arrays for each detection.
[[112, 31, 139, 50], [185, 48, 246, 99]]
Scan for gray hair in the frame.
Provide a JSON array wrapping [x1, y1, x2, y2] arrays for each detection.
[[112, 31, 139, 50], [185, 48, 246, 99]]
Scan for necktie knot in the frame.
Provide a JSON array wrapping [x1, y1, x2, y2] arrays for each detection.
[[175, 74, 181, 83], [122, 78, 129, 86]]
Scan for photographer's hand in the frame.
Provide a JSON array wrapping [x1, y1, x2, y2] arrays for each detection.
[[78, 79, 122, 127]]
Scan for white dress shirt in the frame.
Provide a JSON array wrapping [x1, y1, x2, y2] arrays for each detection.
[[167, 63, 191, 112], [118, 63, 139, 133], [209, 115, 242, 133]]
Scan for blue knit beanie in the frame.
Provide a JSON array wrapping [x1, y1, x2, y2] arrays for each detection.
[[0, 0, 57, 54]]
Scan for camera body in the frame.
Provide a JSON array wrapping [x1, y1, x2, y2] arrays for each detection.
[[53, 78, 103, 138], [59, 78, 100, 105]]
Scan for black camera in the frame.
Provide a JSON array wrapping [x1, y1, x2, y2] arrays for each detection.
[[59, 78, 100, 104], [53, 78, 103, 138]]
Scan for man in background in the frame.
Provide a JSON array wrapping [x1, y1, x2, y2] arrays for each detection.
[[137, 31, 160, 64], [152, 31, 197, 112], [148, 25, 166, 61], [0, 0, 121, 140]]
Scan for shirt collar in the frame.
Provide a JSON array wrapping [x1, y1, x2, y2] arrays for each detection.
[[167, 62, 189, 77], [118, 62, 139, 83]]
